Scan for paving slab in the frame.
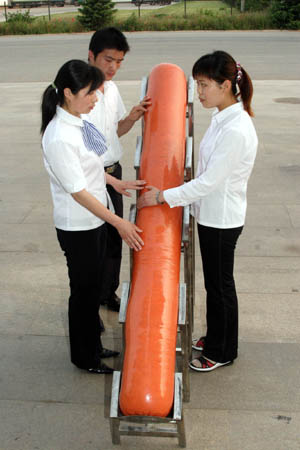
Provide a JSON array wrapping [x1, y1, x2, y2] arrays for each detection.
[[187, 342, 300, 412]]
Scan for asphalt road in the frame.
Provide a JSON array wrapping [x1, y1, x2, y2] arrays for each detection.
[[0, 5, 78, 22], [0, 31, 299, 82]]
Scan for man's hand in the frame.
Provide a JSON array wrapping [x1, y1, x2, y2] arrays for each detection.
[[113, 179, 146, 197], [137, 185, 160, 209], [127, 95, 152, 122], [116, 219, 144, 251], [107, 175, 146, 197], [118, 95, 151, 137]]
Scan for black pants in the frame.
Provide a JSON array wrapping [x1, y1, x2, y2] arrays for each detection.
[[198, 224, 243, 363], [56, 225, 107, 369], [101, 162, 123, 301]]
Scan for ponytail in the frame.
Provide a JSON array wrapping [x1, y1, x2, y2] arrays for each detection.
[[192, 50, 254, 117], [237, 66, 254, 117], [41, 60, 105, 135], [41, 83, 64, 134]]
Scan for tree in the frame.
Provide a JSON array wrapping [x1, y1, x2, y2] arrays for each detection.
[[242, 0, 271, 12], [271, 0, 300, 29], [132, 0, 145, 18], [223, 0, 271, 12], [78, 0, 116, 31]]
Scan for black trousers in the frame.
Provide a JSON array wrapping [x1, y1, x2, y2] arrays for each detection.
[[101, 162, 123, 301], [56, 225, 107, 369], [198, 224, 243, 363]]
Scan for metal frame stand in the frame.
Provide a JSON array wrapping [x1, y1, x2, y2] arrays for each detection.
[[109, 74, 195, 447], [176, 282, 190, 402], [182, 76, 196, 361], [109, 372, 186, 447]]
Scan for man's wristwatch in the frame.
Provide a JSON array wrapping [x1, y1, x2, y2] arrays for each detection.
[[156, 190, 165, 205]]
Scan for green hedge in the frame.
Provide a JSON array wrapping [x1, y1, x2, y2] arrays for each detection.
[[0, 6, 285, 35], [114, 9, 273, 31], [0, 16, 84, 35]]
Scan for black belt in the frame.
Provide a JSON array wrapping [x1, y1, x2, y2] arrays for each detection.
[[104, 162, 119, 174]]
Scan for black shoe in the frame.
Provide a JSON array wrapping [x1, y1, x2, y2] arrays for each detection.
[[100, 294, 120, 312], [100, 348, 120, 358], [99, 317, 105, 333], [107, 294, 120, 312], [87, 361, 113, 374]]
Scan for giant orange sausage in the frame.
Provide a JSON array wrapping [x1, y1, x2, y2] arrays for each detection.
[[119, 64, 187, 417]]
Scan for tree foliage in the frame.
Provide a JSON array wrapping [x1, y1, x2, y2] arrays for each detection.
[[78, 0, 116, 30], [244, 0, 270, 11], [270, 0, 300, 29], [222, 0, 270, 11]]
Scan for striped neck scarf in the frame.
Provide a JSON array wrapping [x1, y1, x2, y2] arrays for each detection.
[[82, 120, 107, 156]]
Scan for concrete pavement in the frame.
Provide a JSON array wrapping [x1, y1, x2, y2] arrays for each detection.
[[1, 32, 300, 82], [0, 32, 300, 450]]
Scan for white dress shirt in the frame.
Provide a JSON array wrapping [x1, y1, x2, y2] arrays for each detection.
[[164, 102, 258, 229], [83, 80, 126, 167], [42, 106, 107, 231]]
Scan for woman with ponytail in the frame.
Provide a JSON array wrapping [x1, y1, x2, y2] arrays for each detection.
[[138, 51, 258, 372], [41, 60, 145, 374]]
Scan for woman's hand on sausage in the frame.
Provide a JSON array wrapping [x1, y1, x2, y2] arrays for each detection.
[[116, 219, 144, 251]]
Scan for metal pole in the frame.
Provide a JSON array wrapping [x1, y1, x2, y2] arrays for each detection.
[[4, 2, 8, 21], [241, 0, 245, 12], [184, 0, 186, 18], [48, 0, 51, 20]]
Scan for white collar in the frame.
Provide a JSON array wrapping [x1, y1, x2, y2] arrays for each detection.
[[96, 80, 114, 97], [212, 102, 243, 125], [104, 80, 114, 91], [56, 105, 84, 127]]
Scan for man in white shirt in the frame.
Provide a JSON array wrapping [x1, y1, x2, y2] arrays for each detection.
[[86, 27, 151, 312]]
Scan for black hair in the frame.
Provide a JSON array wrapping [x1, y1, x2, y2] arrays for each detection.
[[41, 59, 104, 134], [89, 27, 130, 59], [192, 50, 254, 117]]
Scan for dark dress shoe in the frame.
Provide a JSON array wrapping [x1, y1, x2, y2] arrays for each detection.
[[100, 294, 120, 312], [99, 316, 105, 333], [100, 348, 120, 358], [87, 361, 113, 374]]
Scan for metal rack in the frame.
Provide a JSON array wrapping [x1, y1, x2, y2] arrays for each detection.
[[110, 372, 186, 447], [109, 73, 195, 447]]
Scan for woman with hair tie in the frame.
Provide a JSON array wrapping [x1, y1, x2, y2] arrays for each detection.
[[41, 60, 145, 374], [138, 51, 258, 372]]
